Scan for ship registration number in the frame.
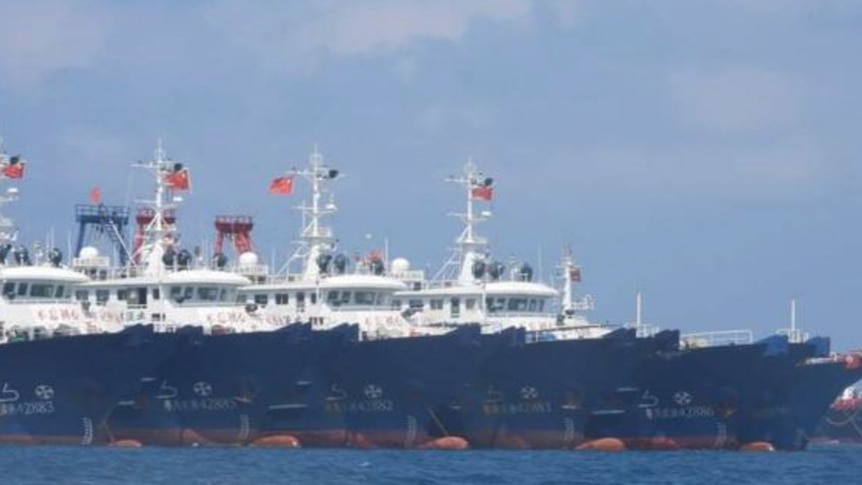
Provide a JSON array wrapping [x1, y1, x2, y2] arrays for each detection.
[[0, 401, 55, 416]]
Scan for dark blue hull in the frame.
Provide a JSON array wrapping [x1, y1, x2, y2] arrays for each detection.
[[0, 325, 183, 445], [597, 336, 861, 451], [262, 326, 523, 449], [448, 329, 678, 449], [107, 324, 357, 446]]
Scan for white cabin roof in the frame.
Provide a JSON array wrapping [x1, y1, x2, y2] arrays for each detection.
[[0, 265, 90, 283], [244, 273, 407, 292], [397, 280, 558, 298], [82, 269, 250, 288]]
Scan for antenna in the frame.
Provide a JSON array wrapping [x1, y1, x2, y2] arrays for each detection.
[[433, 159, 494, 283], [276, 147, 341, 280]]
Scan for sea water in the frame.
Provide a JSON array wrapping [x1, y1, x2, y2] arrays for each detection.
[[1, 444, 860, 484]]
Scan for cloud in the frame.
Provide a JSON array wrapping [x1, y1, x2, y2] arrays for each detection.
[[669, 66, 802, 134], [0, 0, 111, 89], [201, 0, 533, 75], [295, 0, 532, 56]]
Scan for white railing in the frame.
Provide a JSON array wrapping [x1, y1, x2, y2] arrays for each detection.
[[681, 329, 754, 348]]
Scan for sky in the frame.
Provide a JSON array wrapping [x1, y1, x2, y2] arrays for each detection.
[[1, 0, 861, 348]]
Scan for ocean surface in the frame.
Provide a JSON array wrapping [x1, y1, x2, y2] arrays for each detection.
[[1, 444, 861, 484]]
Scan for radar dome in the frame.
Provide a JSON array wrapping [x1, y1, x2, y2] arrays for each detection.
[[238, 252, 259, 266], [79, 246, 100, 258], [390, 257, 410, 273]]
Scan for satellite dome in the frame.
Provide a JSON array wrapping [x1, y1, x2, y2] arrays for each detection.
[[79, 246, 100, 258], [390, 257, 410, 273], [238, 252, 259, 266]]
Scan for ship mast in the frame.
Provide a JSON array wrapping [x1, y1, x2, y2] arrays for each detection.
[[434, 159, 494, 284], [132, 140, 183, 275], [278, 148, 340, 280], [0, 136, 19, 252], [558, 244, 594, 319]]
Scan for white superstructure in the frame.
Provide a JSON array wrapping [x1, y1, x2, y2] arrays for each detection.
[[72, 142, 274, 334], [394, 161, 608, 339], [238, 149, 414, 339], [0, 138, 120, 342]]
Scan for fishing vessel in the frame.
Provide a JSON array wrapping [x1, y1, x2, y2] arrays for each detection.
[[597, 299, 862, 451], [0, 138, 186, 445], [88, 142, 355, 445], [226, 151, 525, 449], [382, 161, 681, 449]]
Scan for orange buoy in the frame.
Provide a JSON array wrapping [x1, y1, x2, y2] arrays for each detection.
[[251, 435, 302, 448], [575, 438, 626, 452], [419, 436, 470, 450], [109, 439, 143, 448], [740, 441, 775, 452]]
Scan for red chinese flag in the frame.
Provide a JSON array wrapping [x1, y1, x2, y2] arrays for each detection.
[[165, 169, 190, 191], [569, 267, 582, 282], [2, 160, 24, 179], [269, 176, 294, 194], [471, 185, 493, 201], [89, 186, 102, 204]]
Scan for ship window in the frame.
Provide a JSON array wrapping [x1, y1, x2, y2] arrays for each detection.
[[408, 299, 423, 309], [538, 300, 545, 312], [16, 283, 28, 296], [376, 293, 386, 305], [486, 298, 505, 314], [152, 288, 160, 300], [275, 293, 289, 305], [430, 299, 444, 310], [254, 294, 268, 306], [169, 286, 182, 300], [327, 291, 340, 307], [30, 284, 55, 298], [310, 293, 317, 304], [528, 299, 537, 312], [183, 287, 194, 300], [392, 299, 402, 309], [296, 292, 305, 310], [450, 297, 460, 318], [197, 287, 220, 301], [507, 298, 528, 312], [117, 289, 128, 301], [75, 290, 89, 301], [355, 291, 376, 305], [96, 289, 109, 304], [465, 298, 476, 310], [2, 282, 14, 296], [219, 289, 228, 302], [339, 292, 351, 304]]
